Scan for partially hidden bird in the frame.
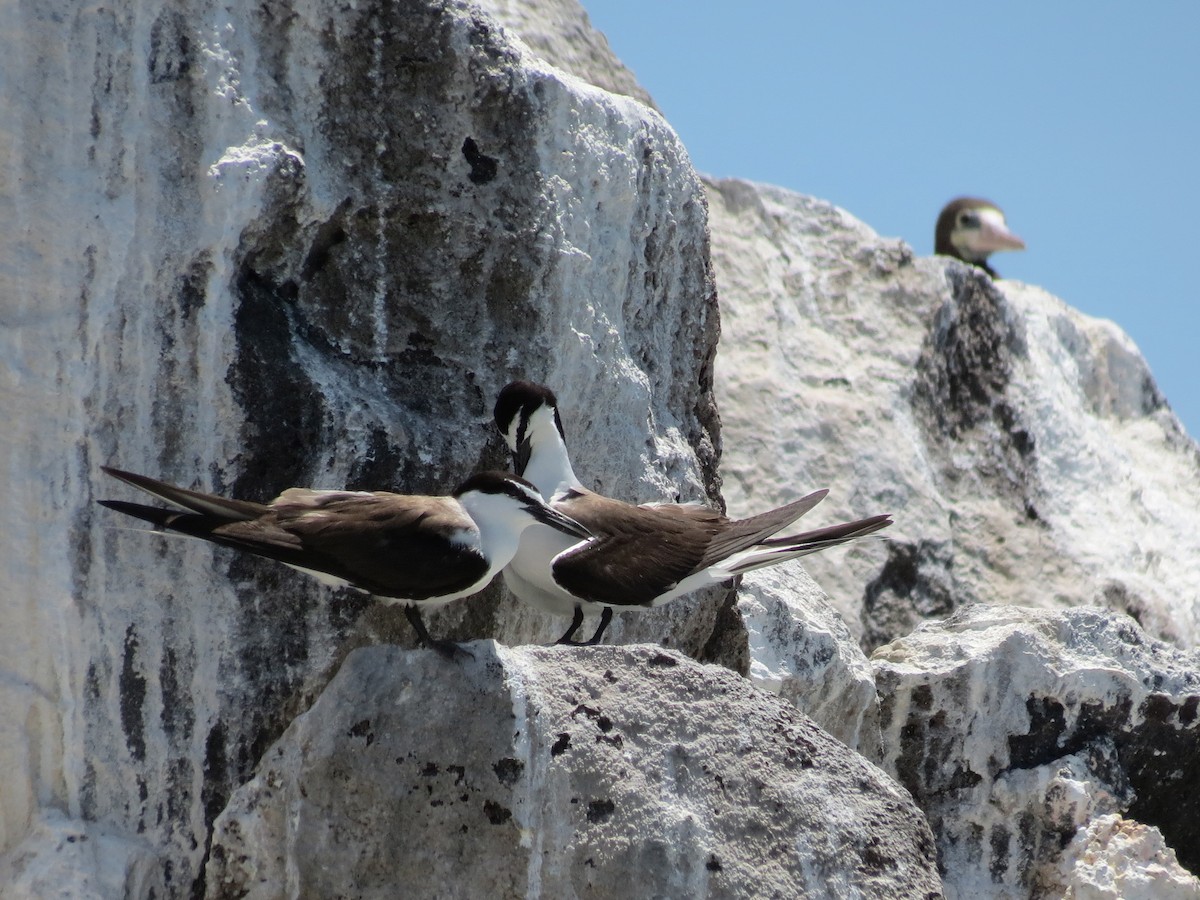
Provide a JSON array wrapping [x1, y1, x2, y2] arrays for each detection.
[[99, 465, 592, 655], [493, 381, 893, 645], [934, 196, 1025, 278]]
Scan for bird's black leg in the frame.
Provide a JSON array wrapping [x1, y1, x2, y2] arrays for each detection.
[[553, 605, 585, 645], [582, 607, 613, 646], [404, 604, 472, 660]]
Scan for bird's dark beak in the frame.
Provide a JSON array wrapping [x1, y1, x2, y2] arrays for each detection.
[[533, 505, 591, 541], [512, 437, 532, 478]]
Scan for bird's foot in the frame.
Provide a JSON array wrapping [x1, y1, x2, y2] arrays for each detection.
[[551, 636, 593, 648]]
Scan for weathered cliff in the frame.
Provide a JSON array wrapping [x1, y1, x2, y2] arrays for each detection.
[[0, 0, 727, 892], [3, 0, 1197, 897], [707, 179, 1200, 652]]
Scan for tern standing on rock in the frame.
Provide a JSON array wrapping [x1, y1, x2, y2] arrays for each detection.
[[99, 466, 592, 656], [493, 381, 892, 646]]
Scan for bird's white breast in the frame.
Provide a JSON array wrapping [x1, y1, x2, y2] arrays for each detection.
[[503, 523, 593, 617]]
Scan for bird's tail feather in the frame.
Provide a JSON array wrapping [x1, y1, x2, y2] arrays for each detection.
[[725, 514, 893, 576], [101, 466, 266, 521], [98, 500, 235, 540]]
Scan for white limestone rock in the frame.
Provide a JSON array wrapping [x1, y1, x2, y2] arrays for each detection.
[[738, 566, 881, 758], [872, 604, 1200, 898], [1054, 815, 1200, 900], [0, 0, 726, 893], [706, 176, 1200, 650], [205, 643, 943, 899], [483, 0, 656, 107], [0, 810, 165, 900]]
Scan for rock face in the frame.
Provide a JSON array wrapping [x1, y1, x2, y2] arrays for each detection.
[[872, 605, 1200, 898], [5, 0, 1198, 896], [206, 644, 942, 899], [738, 566, 881, 758], [707, 178, 1200, 651], [1, 0, 726, 893]]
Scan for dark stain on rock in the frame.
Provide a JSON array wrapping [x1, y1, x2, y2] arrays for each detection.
[[348, 719, 375, 746], [493, 757, 524, 785], [862, 540, 956, 649], [146, 8, 204, 183], [572, 703, 601, 721], [1180, 696, 1198, 726], [301, 212, 348, 280], [462, 136, 498, 184], [200, 721, 228, 826], [586, 798, 616, 824], [910, 267, 1042, 539], [483, 800, 512, 825], [914, 269, 1018, 438], [159, 644, 194, 745], [327, 587, 373, 632], [191, 719, 230, 897], [1004, 691, 1200, 874], [550, 733, 571, 757], [120, 625, 147, 762], [148, 10, 193, 84], [346, 428, 407, 492], [230, 264, 326, 496], [80, 662, 101, 820], [1123, 700, 1200, 874], [648, 652, 678, 668], [988, 823, 1010, 883], [164, 756, 193, 827], [911, 685, 934, 712], [705, 854, 722, 872], [176, 253, 210, 322]]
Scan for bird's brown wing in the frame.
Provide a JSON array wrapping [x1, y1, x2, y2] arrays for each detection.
[[255, 491, 489, 599], [549, 492, 719, 607], [104, 489, 489, 601]]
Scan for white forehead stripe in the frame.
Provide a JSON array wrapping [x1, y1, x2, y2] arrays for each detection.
[[977, 207, 1008, 229]]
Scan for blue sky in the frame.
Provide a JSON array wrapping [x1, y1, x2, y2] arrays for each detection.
[[582, 3, 1199, 440]]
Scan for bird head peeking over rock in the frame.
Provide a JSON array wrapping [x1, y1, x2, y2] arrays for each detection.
[[935, 196, 1025, 278]]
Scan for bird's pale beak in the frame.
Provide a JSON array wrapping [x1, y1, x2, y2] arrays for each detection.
[[976, 218, 1026, 254], [533, 505, 592, 541]]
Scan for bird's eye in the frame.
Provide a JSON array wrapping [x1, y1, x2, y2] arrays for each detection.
[[958, 211, 980, 228]]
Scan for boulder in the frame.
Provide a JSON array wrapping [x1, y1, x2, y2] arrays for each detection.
[[206, 643, 943, 899], [1051, 815, 1200, 900], [738, 567, 881, 758], [872, 604, 1200, 898]]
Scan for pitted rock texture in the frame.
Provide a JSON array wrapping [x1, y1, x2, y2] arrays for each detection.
[[206, 644, 943, 899], [872, 605, 1200, 898], [1051, 815, 1200, 900], [0, 0, 725, 893], [706, 177, 1200, 651]]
